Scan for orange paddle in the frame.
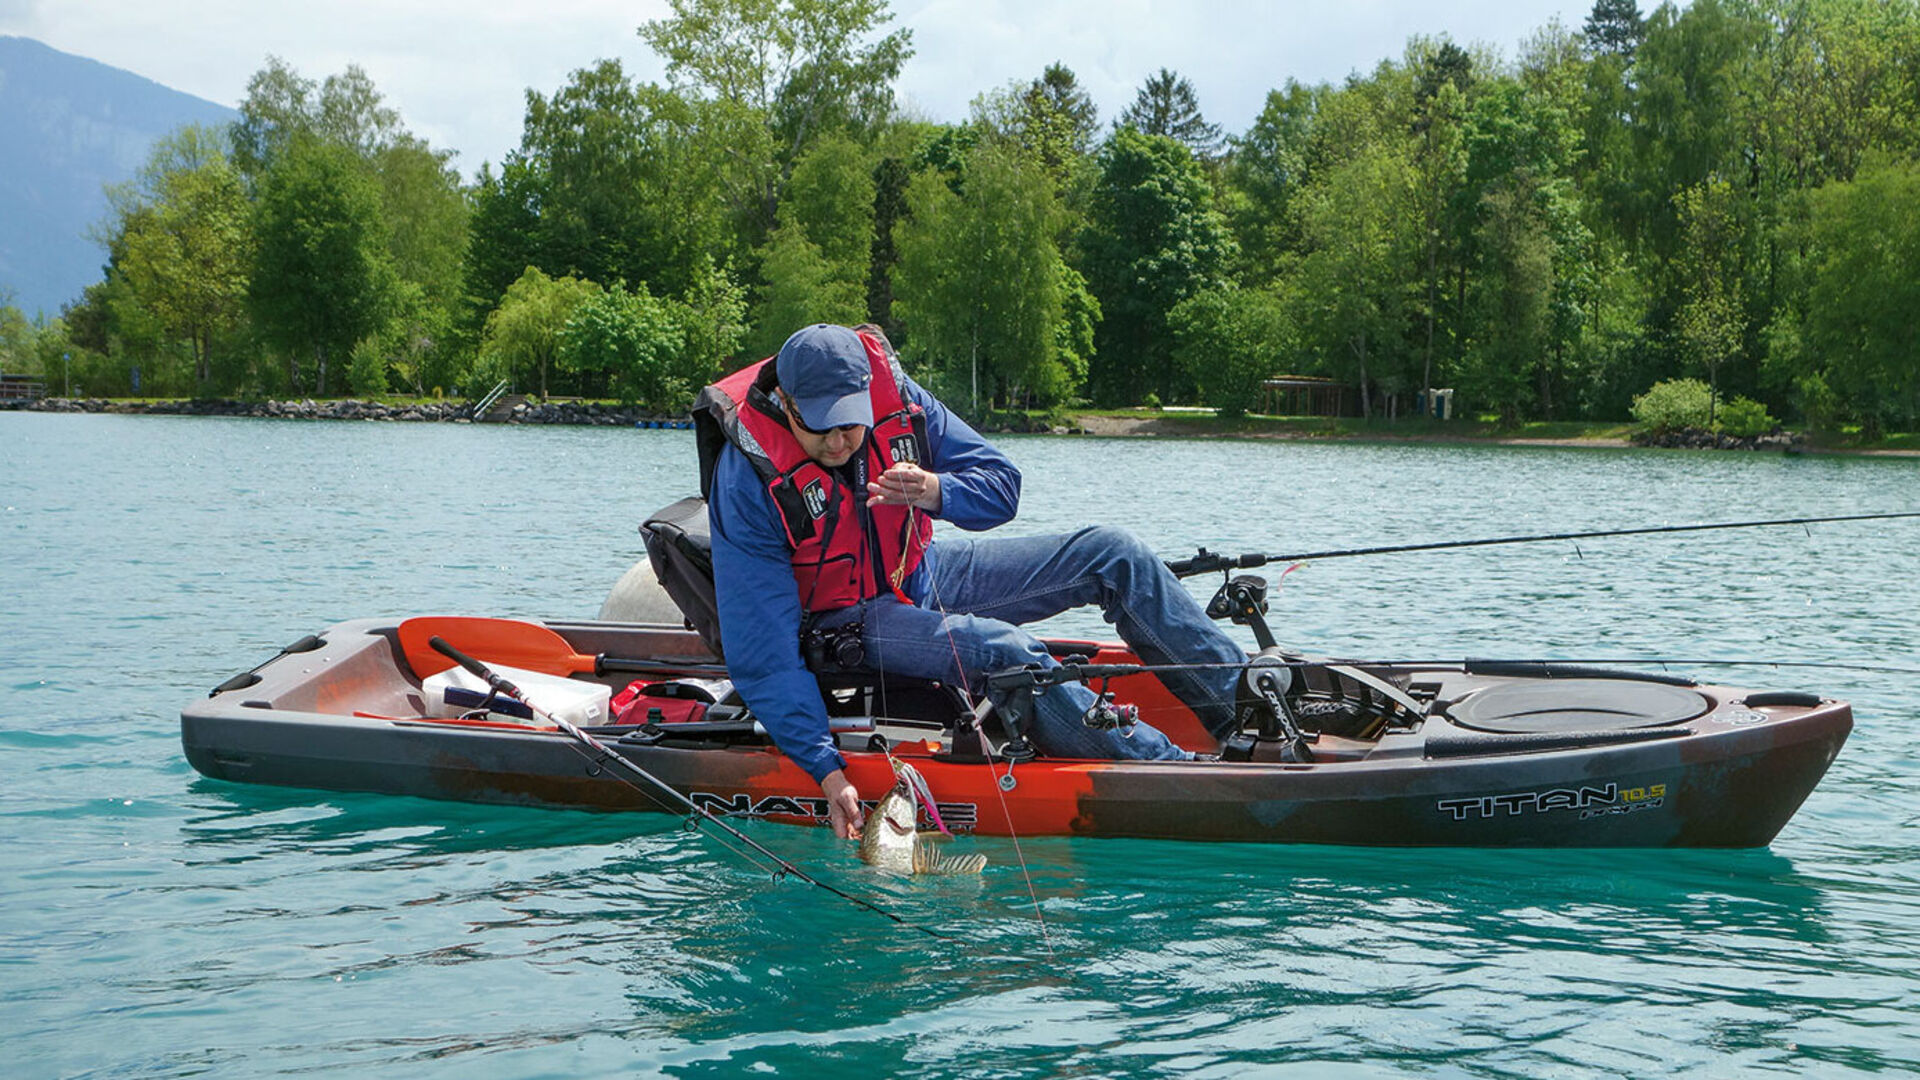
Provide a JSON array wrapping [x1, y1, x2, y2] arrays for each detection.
[[396, 616, 722, 681], [398, 616, 593, 678]]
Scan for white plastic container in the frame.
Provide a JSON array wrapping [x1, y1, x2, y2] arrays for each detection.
[[422, 663, 612, 727]]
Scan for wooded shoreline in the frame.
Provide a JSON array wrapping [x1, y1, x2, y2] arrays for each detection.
[[9, 1, 1919, 441], [10, 395, 1910, 455]]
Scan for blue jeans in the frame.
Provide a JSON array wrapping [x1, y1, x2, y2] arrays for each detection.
[[812, 526, 1245, 760]]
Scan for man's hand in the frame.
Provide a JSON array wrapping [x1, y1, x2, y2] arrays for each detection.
[[866, 462, 941, 512], [820, 769, 865, 840]]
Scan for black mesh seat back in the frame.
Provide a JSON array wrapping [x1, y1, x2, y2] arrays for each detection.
[[641, 496, 723, 658]]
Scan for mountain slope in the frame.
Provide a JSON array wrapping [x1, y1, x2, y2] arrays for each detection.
[[0, 35, 238, 317]]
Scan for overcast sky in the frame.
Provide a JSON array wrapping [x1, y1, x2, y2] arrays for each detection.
[[4, 0, 1607, 176]]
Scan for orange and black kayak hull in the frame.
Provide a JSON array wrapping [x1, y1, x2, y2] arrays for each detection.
[[183, 618, 1851, 848]]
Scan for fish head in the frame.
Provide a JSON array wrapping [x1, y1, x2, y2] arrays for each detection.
[[857, 782, 920, 872], [857, 759, 984, 875]]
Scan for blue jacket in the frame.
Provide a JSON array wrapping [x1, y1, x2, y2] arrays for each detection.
[[706, 377, 1021, 782]]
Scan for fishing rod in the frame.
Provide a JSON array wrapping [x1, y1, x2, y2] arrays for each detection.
[[1165, 510, 1920, 578], [990, 655, 1920, 692], [426, 636, 956, 942]]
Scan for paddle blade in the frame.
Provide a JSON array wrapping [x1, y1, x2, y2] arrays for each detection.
[[396, 616, 591, 679]]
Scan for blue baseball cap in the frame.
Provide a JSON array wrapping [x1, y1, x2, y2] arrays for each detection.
[[775, 324, 874, 430]]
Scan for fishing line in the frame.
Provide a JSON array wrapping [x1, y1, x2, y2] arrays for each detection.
[[919, 557, 1060, 962], [854, 456, 1054, 958], [427, 636, 960, 942]]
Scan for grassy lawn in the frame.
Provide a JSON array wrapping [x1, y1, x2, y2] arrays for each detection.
[[1800, 428, 1920, 452]]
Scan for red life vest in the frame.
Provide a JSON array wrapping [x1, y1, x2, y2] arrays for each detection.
[[693, 331, 933, 613]]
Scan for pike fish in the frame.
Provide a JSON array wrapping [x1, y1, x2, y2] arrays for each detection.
[[857, 759, 987, 875]]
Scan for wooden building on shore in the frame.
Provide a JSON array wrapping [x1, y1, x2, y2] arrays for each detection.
[[1260, 376, 1357, 418]]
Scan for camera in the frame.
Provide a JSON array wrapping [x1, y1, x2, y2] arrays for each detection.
[[802, 622, 866, 672]]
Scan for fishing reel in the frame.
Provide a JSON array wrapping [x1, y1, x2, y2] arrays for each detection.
[[1079, 693, 1139, 735], [1206, 574, 1279, 651], [1222, 654, 1316, 763]]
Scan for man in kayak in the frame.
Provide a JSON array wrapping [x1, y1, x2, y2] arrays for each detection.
[[697, 323, 1246, 838]]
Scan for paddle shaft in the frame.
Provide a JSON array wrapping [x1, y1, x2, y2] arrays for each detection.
[[423, 636, 954, 941], [398, 615, 724, 681], [1166, 510, 1920, 577], [598, 655, 728, 678]]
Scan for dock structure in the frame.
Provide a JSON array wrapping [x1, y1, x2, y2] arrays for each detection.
[[1261, 375, 1356, 418], [0, 374, 47, 401]]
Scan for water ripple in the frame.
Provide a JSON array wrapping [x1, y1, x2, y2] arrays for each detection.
[[5, 415, 1920, 1076]]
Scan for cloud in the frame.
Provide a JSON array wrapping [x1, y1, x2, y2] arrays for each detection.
[[3, 0, 1599, 174]]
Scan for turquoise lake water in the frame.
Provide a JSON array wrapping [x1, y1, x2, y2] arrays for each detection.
[[3, 411, 1918, 1077]]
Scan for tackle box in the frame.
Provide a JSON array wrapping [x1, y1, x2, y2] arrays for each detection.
[[422, 663, 611, 727]]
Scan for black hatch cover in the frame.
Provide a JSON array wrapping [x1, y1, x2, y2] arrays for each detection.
[[1447, 678, 1709, 734]]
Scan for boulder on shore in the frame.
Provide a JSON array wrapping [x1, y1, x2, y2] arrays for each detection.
[[1629, 426, 1804, 452]]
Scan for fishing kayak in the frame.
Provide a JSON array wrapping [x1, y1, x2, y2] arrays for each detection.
[[180, 614, 1851, 847]]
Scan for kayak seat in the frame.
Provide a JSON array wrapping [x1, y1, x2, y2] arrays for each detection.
[[814, 671, 974, 729]]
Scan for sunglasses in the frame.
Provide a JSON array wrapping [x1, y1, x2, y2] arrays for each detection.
[[782, 393, 864, 436]]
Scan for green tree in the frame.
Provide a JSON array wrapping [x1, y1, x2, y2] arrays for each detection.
[[479, 267, 604, 398], [1802, 157, 1920, 435], [347, 333, 391, 396], [0, 291, 30, 373], [230, 56, 314, 180], [234, 58, 467, 392], [1225, 80, 1323, 283], [1295, 145, 1417, 417], [1117, 68, 1224, 158], [1629, 0, 1761, 269], [105, 126, 251, 388], [668, 255, 751, 393], [463, 156, 552, 336], [866, 149, 913, 338], [1578, 2, 1645, 255], [1081, 128, 1236, 405], [1452, 70, 1591, 420], [516, 61, 734, 298], [1584, 0, 1646, 59], [1464, 181, 1554, 421], [249, 138, 397, 395], [751, 131, 875, 352], [782, 132, 875, 271], [895, 138, 1079, 410], [231, 58, 404, 181], [1672, 177, 1745, 425], [373, 136, 468, 361], [639, 0, 913, 240], [1408, 39, 1474, 397], [560, 283, 686, 407], [85, 222, 179, 394], [753, 226, 865, 351], [1012, 62, 1100, 193], [1170, 285, 1290, 417]]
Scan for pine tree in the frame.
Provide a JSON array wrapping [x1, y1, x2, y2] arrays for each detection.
[[1117, 69, 1224, 158]]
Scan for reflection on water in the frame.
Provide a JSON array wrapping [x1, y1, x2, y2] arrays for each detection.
[[3, 413, 1919, 1076]]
